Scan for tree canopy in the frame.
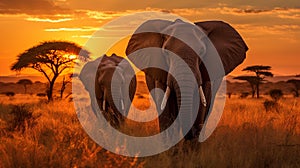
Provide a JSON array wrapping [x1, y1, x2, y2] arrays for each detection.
[[233, 76, 260, 98], [11, 41, 90, 100], [242, 65, 273, 79], [17, 79, 33, 94], [236, 65, 274, 98], [243, 65, 271, 72], [17, 79, 33, 85]]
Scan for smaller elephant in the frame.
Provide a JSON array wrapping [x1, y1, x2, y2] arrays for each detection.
[[79, 54, 136, 128]]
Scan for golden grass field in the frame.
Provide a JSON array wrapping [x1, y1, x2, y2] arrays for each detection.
[[0, 80, 299, 167]]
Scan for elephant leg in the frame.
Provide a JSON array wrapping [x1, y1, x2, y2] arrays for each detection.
[[144, 74, 178, 133], [158, 90, 178, 132], [185, 86, 207, 140], [203, 77, 222, 121], [185, 77, 223, 140]]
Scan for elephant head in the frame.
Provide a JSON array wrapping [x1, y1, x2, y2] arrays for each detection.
[[126, 19, 248, 140], [79, 54, 136, 128]]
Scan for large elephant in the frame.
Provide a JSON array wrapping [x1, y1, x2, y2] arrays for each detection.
[[79, 54, 137, 129], [125, 19, 248, 140]]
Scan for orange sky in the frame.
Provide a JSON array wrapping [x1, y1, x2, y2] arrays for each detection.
[[0, 0, 299, 76]]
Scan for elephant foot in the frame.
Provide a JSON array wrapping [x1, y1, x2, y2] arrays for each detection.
[[184, 126, 202, 141]]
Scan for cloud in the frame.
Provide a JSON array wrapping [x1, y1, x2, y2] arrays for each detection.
[[84, 10, 125, 20], [64, 0, 300, 11], [0, 0, 69, 15], [234, 24, 300, 33], [233, 24, 300, 42], [206, 6, 300, 19], [44, 27, 99, 32], [275, 8, 300, 19], [71, 35, 120, 39], [26, 17, 72, 23], [71, 35, 93, 38]]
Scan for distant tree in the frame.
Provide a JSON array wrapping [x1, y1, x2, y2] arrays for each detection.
[[36, 93, 47, 97], [296, 74, 300, 77], [269, 89, 283, 102], [240, 92, 250, 98], [17, 79, 32, 94], [3, 92, 15, 97], [227, 92, 232, 99], [234, 76, 260, 98], [242, 65, 274, 98], [287, 79, 300, 97], [11, 41, 90, 101]]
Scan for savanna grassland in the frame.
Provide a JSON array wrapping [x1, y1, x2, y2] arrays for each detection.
[[0, 80, 299, 168]]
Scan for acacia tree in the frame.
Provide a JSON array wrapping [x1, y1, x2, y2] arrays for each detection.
[[11, 41, 90, 101], [242, 65, 274, 98], [234, 76, 260, 98], [17, 79, 33, 94]]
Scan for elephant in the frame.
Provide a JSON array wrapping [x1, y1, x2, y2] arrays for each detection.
[[79, 54, 137, 129], [125, 19, 248, 140]]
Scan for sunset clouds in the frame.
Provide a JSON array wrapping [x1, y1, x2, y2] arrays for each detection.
[[0, 0, 69, 14], [26, 17, 72, 23], [0, 0, 299, 75], [44, 27, 98, 32]]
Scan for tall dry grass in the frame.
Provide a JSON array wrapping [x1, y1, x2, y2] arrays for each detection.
[[0, 99, 144, 167], [141, 97, 300, 168], [0, 95, 299, 167]]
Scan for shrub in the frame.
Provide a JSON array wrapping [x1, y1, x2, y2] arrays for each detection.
[[263, 100, 279, 112], [227, 92, 232, 99], [3, 92, 15, 97], [9, 104, 40, 132], [269, 89, 283, 102], [36, 93, 47, 97], [240, 92, 249, 98]]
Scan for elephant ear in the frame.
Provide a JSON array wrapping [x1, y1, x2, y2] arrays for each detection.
[[195, 21, 248, 75], [79, 56, 102, 93]]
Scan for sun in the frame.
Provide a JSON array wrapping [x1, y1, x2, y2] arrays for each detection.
[[68, 54, 77, 59]]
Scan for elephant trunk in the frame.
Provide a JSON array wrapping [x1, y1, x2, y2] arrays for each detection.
[[173, 74, 196, 137], [166, 58, 199, 137]]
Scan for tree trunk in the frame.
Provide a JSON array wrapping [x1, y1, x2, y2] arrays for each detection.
[[47, 81, 54, 101], [47, 74, 59, 101], [60, 83, 66, 99], [60, 88, 64, 99], [256, 83, 260, 98], [294, 90, 299, 97], [60, 76, 67, 99], [251, 84, 255, 98], [24, 85, 27, 94]]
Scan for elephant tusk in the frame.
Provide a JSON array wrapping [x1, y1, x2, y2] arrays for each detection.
[[103, 100, 106, 111], [102, 89, 107, 111], [161, 86, 171, 110], [199, 85, 207, 107], [120, 99, 125, 111]]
